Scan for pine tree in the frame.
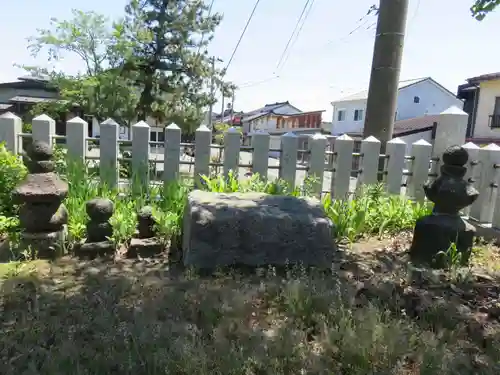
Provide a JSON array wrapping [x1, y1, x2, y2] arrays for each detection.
[[123, 0, 226, 131]]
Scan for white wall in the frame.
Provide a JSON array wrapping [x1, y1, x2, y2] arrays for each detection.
[[331, 99, 367, 135], [246, 103, 302, 134], [396, 80, 463, 121]]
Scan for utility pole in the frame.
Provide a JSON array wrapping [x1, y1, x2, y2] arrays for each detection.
[[363, 0, 409, 177], [208, 57, 216, 129], [220, 95, 225, 122], [230, 86, 235, 123]]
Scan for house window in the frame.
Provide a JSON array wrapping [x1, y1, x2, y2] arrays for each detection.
[[354, 109, 364, 122], [337, 109, 346, 122], [413, 96, 420, 103], [150, 132, 157, 142], [158, 130, 165, 143]]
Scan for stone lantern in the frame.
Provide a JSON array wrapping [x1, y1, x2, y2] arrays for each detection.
[[409, 145, 479, 268], [13, 141, 68, 258]]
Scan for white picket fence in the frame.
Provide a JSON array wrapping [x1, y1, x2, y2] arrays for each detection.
[[2, 111, 500, 228]]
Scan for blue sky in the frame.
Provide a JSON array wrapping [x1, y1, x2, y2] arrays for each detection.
[[0, 0, 499, 121]]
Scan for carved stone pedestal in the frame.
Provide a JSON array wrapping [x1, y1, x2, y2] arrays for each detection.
[[410, 214, 475, 268], [127, 206, 162, 258]]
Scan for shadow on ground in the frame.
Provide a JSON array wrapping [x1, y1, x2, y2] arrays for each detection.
[[1, 233, 500, 374]]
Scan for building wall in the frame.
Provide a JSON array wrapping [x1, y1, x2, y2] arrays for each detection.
[[399, 130, 433, 155], [331, 99, 367, 135], [331, 80, 463, 136], [471, 79, 500, 138], [396, 80, 463, 121]]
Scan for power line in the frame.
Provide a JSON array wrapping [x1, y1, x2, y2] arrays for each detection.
[[277, 0, 315, 72], [274, 0, 312, 72], [224, 0, 262, 72]]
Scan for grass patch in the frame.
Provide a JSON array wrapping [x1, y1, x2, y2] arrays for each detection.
[[1, 251, 500, 374]]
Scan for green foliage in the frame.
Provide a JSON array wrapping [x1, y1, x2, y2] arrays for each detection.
[[0, 143, 27, 217], [471, 0, 500, 20], [213, 122, 242, 145], [322, 184, 432, 243], [24, 9, 139, 124], [121, 0, 228, 128]]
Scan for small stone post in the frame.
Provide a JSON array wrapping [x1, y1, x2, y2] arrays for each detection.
[[13, 141, 68, 258], [251, 131, 270, 180], [409, 145, 479, 268], [77, 198, 115, 257], [128, 206, 162, 258], [0, 112, 22, 154]]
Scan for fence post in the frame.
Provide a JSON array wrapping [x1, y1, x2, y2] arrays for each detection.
[[251, 131, 270, 180], [332, 134, 353, 199], [223, 127, 240, 178], [472, 143, 500, 224], [100, 118, 119, 189], [432, 106, 468, 165], [307, 133, 327, 195], [356, 135, 381, 190], [32, 114, 55, 147], [408, 139, 432, 202], [164, 123, 181, 184], [0, 112, 22, 154], [194, 124, 211, 188], [385, 137, 406, 195], [66, 116, 87, 162], [131, 120, 150, 187], [279, 132, 298, 188], [462, 142, 480, 219]]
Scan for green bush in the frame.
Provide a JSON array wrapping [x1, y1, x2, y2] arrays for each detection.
[[0, 143, 27, 216]]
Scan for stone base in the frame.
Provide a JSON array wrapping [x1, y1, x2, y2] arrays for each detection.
[[127, 237, 163, 258], [183, 191, 337, 269], [20, 230, 66, 259], [409, 214, 475, 268], [76, 241, 115, 258]]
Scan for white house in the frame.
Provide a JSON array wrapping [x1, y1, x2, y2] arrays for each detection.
[[330, 77, 464, 136]]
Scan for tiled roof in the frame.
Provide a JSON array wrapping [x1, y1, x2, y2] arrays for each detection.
[[393, 114, 440, 134], [333, 78, 430, 103], [0, 104, 13, 110], [344, 114, 439, 138], [467, 72, 500, 84]]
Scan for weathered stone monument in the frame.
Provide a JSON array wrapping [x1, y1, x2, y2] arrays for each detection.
[[128, 206, 162, 257], [409, 145, 479, 268], [13, 141, 68, 258], [183, 191, 336, 268], [77, 198, 115, 257]]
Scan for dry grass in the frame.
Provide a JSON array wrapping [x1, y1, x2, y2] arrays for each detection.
[[1, 235, 500, 374]]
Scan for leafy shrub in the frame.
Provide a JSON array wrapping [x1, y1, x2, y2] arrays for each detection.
[[0, 143, 27, 216]]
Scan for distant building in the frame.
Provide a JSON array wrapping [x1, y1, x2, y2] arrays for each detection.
[[330, 77, 463, 136], [457, 72, 500, 145]]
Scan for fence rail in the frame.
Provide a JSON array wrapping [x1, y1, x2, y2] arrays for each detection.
[[2, 110, 500, 229]]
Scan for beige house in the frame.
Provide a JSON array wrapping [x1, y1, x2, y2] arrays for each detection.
[[458, 72, 500, 143]]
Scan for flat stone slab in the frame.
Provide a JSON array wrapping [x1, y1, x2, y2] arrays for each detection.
[[76, 241, 115, 258], [128, 237, 163, 258], [182, 191, 337, 268]]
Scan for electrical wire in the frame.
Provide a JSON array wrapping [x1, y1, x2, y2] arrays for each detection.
[[276, 0, 316, 73], [224, 0, 262, 73], [274, 0, 312, 72]]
